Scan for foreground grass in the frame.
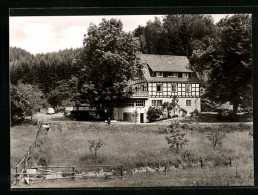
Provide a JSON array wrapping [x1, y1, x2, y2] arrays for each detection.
[[10, 124, 38, 168], [11, 121, 253, 187]]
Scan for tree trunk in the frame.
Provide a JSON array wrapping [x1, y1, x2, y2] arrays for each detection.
[[109, 93, 115, 120], [94, 149, 97, 163]]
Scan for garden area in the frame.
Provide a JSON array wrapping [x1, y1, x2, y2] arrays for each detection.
[[146, 98, 253, 123]]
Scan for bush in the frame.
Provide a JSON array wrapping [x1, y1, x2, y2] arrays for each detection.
[[207, 130, 226, 150], [159, 121, 189, 134], [147, 107, 163, 122], [88, 139, 105, 162], [190, 109, 199, 117], [165, 121, 188, 153], [201, 99, 216, 112], [180, 108, 187, 117], [239, 106, 253, 113], [217, 109, 237, 122]]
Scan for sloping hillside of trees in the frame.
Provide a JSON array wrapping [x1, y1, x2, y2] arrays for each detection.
[[10, 47, 82, 94], [10, 47, 83, 124]]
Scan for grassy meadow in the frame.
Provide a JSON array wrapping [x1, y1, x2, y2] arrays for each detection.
[[11, 121, 253, 187]]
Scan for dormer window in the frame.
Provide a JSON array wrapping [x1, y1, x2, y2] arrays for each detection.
[[168, 72, 178, 77], [156, 72, 163, 77], [183, 73, 190, 78]]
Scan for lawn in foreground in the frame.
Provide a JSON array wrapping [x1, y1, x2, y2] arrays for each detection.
[[11, 122, 253, 187]]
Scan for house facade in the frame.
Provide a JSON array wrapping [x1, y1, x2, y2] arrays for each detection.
[[113, 54, 201, 123]]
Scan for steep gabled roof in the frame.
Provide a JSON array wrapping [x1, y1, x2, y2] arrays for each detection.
[[140, 54, 193, 73]]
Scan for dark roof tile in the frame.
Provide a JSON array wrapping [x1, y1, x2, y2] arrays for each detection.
[[140, 54, 193, 72]]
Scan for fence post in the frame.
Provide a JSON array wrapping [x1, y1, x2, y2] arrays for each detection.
[[35, 124, 42, 147], [24, 154, 27, 171], [24, 151, 29, 171], [15, 166, 19, 185], [120, 165, 123, 178], [200, 158, 203, 168], [29, 146, 32, 155], [72, 167, 75, 181]]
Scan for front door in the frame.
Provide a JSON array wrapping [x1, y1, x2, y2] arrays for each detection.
[[140, 113, 144, 123]]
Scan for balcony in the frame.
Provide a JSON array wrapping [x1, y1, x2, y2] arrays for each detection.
[[130, 91, 149, 98]]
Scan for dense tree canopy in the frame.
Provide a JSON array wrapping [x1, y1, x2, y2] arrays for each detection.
[[47, 77, 78, 109], [10, 47, 82, 94], [76, 19, 143, 117], [10, 82, 43, 124], [133, 15, 217, 57], [194, 14, 252, 115]]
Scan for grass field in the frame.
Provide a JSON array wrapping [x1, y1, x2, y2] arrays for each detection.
[[11, 121, 253, 187]]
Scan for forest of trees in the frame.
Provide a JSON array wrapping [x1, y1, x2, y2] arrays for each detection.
[[10, 14, 253, 124]]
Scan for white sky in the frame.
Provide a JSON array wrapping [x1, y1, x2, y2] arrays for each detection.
[[10, 14, 232, 54]]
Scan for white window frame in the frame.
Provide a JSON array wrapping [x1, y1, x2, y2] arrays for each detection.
[[171, 83, 177, 92], [186, 84, 191, 93], [186, 100, 191, 106], [136, 100, 144, 107], [168, 72, 178, 77], [156, 72, 163, 77], [152, 100, 162, 106], [183, 73, 190, 78], [157, 100, 162, 106], [125, 100, 134, 107]]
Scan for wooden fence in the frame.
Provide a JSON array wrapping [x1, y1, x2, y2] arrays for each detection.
[[14, 164, 123, 185], [13, 122, 124, 185], [14, 122, 45, 184]]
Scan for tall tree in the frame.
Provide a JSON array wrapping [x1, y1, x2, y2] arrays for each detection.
[[10, 82, 43, 124], [76, 18, 143, 118], [144, 17, 170, 54], [201, 14, 252, 115], [163, 14, 217, 57], [47, 77, 78, 109]]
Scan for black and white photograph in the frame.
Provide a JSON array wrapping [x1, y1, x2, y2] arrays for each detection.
[[9, 13, 253, 188]]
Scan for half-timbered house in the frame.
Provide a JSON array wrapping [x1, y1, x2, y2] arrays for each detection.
[[113, 54, 201, 123]]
